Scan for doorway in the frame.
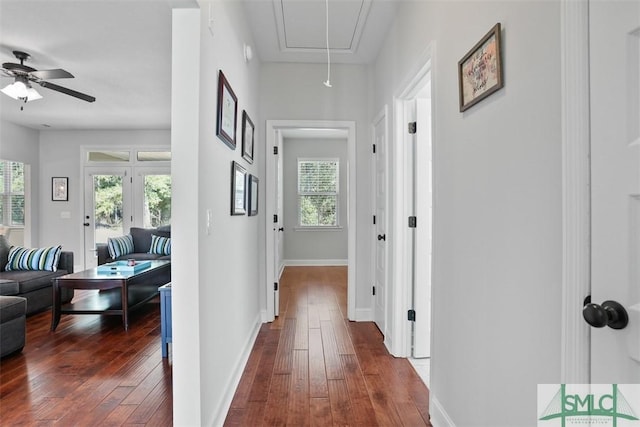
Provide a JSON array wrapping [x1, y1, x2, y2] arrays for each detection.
[[82, 148, 171, 269], [560, 0, 640, 384], [265, 120, 357, 322], [389, 52, 434, 367]]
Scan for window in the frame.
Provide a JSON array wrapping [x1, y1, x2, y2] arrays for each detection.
[[298, 159, 339, 227], [0, 160, 25, 226], [142, 174, 172, 228]]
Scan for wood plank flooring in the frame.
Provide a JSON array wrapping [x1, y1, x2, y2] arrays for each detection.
[[224, 266, 432, 426], [1, 267, 430, 426], [0, 291, 172, 426]]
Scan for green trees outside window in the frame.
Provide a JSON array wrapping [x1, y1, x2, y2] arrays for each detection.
[[298, 159, 339, 227]]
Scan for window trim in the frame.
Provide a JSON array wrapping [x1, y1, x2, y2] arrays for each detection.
[[297, 157, 340, 228]]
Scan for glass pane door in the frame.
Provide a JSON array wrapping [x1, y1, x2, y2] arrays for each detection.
[[84, 168, 132, 268]]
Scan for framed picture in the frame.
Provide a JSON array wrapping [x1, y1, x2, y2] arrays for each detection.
[[458, 23, 504, 112], [247, 174, 259, 216], [216, 70, 238, 149], [231, 161, 247, 215], [52, 177, 68, 201], [242, 111, 255, 164]]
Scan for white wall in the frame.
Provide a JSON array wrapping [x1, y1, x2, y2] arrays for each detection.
[[282, 137, 348, 263], [373, 1, 562, 425], [172, 1, 263, 424], [259, 63, 372, 309], [0, 120, 40, 246], [38, 129, 169, 270]]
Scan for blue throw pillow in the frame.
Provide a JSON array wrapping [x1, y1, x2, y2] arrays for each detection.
[[107, 234, 134, 259], [149, 235, 171, 256], [5, 245, 62, 272]]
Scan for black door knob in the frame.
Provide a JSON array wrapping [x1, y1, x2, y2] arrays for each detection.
[[83, 222, 90, 226], [583, 300, 628, 330], [278, 227, 284, 232], [377, 234, 386, 241]]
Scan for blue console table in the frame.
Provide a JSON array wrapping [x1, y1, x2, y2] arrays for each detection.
[[159, 283, 172, 358]]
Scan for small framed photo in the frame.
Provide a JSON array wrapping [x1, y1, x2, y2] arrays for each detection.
[[216, 70, 238, 149], [52, 177, 68, 201], [458, 23, 504, 112], [231, 161, 247, 215], [247, 174, 259, 216], [242, 111, 255, 164]]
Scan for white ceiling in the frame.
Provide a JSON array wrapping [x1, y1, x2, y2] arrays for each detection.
[[243, 0, 397, 64], [0, 0, 397, 131]]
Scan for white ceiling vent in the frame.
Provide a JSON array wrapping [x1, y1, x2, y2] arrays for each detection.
[[273, 0, 372, 53]]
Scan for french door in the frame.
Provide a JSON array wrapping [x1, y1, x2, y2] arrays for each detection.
[[84, 167, 131, 269], [83, 166, 171, 269]]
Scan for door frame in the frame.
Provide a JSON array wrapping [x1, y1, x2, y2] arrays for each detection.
[[371, 105, 389, 337], [390, 46, 433, 357], [560, 0, 591, 383], [264, 120, 357, 322]]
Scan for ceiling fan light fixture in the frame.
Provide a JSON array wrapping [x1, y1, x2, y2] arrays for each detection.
[[26, 86, 42, 101], [2, 80, 28, 99], [1, 77, 42, 102]]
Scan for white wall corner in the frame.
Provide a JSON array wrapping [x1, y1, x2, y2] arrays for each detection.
[[429, 394, 456, 427], [210, 313, 263, 426]]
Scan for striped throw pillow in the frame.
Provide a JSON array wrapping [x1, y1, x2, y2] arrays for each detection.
[[149, 235, 171, 255], [107, 234, 134, 259], [5, 245, 62, 272]]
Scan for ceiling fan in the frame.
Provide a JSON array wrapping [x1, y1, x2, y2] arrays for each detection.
[[1, 50, 95, 104]]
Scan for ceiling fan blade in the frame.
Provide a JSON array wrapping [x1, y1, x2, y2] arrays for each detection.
[[37, 81, 95, 103], [31, 69, 74, 80]]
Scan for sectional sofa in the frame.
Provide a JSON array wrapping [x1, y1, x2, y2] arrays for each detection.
[[96, 226, 171, 265], [0, 235, 74, 357]]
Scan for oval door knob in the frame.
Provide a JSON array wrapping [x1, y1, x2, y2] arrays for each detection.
[[583, 300, 629, 330], [377, 234, 386, 241]]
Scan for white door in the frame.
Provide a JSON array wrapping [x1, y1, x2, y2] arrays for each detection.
[[373, 109, 388, 334], [83, 167, 132, 269], [589, 0, 640, 383], [413, 94, 432, 358], [274, 133, 284, 316]]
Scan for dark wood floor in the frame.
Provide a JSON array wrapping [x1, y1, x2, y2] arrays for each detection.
[[1, 267, 430, 426], [224, 266, 432, 426], [0, 291, 172, 426]]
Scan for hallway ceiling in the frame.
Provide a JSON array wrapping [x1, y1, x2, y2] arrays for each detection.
[[0, 0, 396, 131], [243, 0, 398, 64]]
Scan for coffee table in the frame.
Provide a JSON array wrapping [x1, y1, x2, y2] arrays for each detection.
[[51, 260, 171, 331]]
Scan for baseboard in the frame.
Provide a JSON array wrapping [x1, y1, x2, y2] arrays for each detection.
[[429, 393, 456, 427], [210, 313, 262, 426], [283, 259, 348, 267], [355, 308, 373, 321]]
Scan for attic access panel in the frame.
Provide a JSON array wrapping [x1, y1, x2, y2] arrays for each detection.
[[274, 0, 371, 53]]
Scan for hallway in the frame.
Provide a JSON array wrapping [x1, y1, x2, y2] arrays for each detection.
[[224, 266, 431, 426]]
